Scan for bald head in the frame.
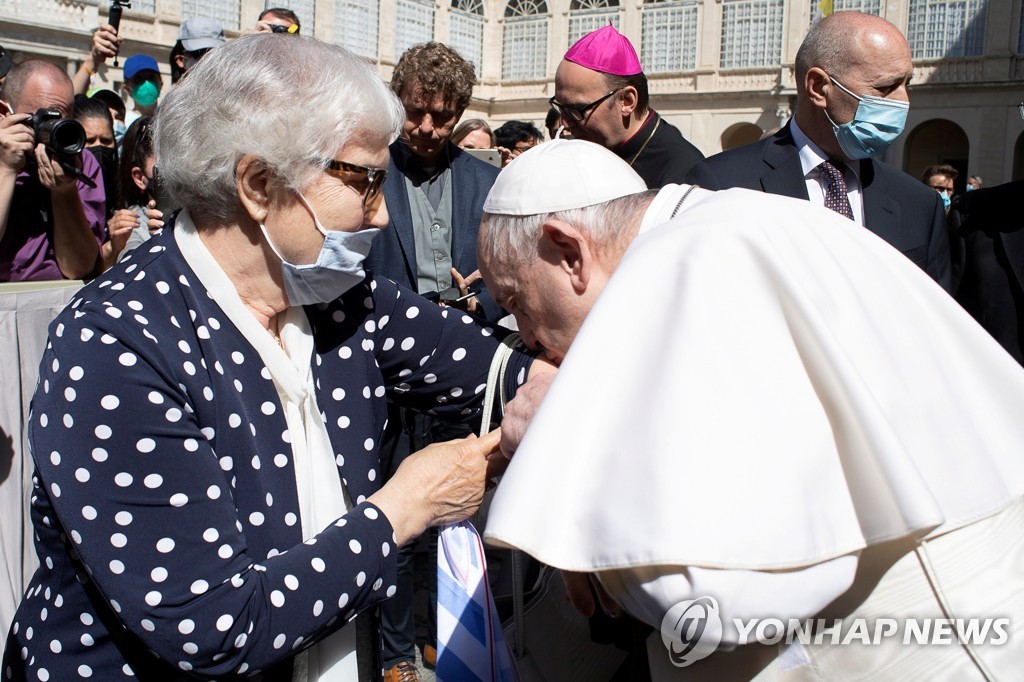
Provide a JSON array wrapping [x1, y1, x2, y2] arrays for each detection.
[[792, 12, 913, 160], [795, 12, 910, 95], [1, 60, 74, 116]]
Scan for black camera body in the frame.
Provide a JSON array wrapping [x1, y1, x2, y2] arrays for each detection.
[[28, 108, 86, 158]]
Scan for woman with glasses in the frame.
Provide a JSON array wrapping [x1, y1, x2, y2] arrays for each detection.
[[3, 35, 546, 681]]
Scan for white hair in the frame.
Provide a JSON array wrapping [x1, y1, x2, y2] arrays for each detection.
[[479, 191, 657, 267], [155, 34, 405, 225]]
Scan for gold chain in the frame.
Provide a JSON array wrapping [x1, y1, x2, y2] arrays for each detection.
[[627, 117, 661, 167]]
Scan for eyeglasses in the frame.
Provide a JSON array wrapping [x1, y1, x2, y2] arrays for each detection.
[[548, 88, 622, 125], [323, 159, 388, 206]]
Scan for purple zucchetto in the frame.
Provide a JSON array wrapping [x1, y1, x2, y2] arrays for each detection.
[[563, 24, 643, 76]]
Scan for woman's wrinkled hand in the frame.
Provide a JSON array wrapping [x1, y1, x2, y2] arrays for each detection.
[[369, 429, 502, 546]]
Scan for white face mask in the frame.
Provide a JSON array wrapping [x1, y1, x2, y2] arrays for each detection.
[[260, 192, 380, 307]]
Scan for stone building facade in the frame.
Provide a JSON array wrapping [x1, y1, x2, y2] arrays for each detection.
[[2, 0, 1021, 187]]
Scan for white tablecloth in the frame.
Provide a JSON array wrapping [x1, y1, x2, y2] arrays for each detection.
[[0, 281, 81, 635]]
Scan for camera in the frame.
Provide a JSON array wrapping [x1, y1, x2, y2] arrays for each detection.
[[28, 108, 86, 158]]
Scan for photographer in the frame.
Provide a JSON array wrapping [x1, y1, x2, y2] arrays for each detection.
[[0, 60, 105, 282]]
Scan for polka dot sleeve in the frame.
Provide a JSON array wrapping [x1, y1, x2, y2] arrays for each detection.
[[29, 311, 399, 678], [354, 277, 532, 417]]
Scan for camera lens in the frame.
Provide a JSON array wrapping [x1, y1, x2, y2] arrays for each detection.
[[37, 118, 86, 157]]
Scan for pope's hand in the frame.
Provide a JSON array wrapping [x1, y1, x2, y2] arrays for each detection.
[[498, 371, 554, 459], [562, 571, 623, 619]]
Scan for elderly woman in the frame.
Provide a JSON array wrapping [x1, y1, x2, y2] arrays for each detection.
[[3, 36, 541, 681]]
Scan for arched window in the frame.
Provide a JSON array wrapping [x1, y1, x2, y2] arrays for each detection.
[[395, 0, 436, 60], [181, 0, 241, 32], [268, 0, 316, 34], [907, 0, 986, 59], [641, 0, 698, 73], [719, 0, 784, 69], [568, 0, 619, 46], [451, 0, 485, 72], [503, 0, 549, 80], [334, 0, 379, 58]]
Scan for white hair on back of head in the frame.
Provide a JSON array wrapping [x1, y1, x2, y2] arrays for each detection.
[[480, 191, 657, 267], [155, 34, 404, 226]]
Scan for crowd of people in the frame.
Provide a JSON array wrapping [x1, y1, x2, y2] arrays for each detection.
[[1, 8, 1023, 682]]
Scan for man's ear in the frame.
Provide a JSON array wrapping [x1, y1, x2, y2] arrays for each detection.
[[805, 67, 831, 109], [541, 218, 592, 294], [235, 154, 272, 224], [618, 86, 639, 118]]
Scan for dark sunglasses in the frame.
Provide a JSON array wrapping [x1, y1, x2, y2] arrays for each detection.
[[323, 159, 388, 206], [548, 88, 622, 125]]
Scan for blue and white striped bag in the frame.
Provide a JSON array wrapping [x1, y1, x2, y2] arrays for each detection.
[[436, 334, 520, 682]]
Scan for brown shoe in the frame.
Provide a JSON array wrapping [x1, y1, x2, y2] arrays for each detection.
[[383, 660, 419, 682], [422, 644, 437, 669]]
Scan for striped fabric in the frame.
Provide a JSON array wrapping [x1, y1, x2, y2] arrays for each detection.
[[437, 520, 519, 682]]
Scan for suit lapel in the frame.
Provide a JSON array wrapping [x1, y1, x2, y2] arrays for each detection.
[[760, 126, 810, 200], [449, 149, 466, 273], [384, 143, 417, 277], [860, 159, 901, 242]]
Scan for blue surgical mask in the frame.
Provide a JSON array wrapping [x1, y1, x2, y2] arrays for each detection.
[[260, 192, 380, 306], [966, 185, 975, 192], [114, 119, 127, 145], [823, 75, 909, 160], [940, 190, 951, 211]]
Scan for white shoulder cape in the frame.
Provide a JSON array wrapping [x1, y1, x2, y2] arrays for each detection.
[[484, 186, 1024, 571]]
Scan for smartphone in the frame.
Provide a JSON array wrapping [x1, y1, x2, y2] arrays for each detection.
[[151, 165, 174, 217], [463, 148, 502, 168]]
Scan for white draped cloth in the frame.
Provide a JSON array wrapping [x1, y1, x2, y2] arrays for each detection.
[[484, 185, 1024, 624], [177, 216, 357, 681]]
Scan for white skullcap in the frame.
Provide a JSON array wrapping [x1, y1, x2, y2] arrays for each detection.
[[482, 139, 647, 216]]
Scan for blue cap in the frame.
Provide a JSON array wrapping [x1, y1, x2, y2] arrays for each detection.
[[123, 54, 159, 80]]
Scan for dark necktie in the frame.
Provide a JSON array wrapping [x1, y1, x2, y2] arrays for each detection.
[[818, 160, 854, 220]]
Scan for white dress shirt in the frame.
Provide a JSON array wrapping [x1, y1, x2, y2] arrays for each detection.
[[790, 118, 865, 226]]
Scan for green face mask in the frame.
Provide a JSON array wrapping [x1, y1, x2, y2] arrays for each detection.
[[131, 80, 160, 108]]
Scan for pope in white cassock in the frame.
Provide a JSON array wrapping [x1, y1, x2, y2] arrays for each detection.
[[478, 140, 1024, 680]]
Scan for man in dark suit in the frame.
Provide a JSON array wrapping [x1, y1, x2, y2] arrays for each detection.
[[366, 41, 501, 682], [685, 12, 951, 292], [950, 181, 1024, 364]]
